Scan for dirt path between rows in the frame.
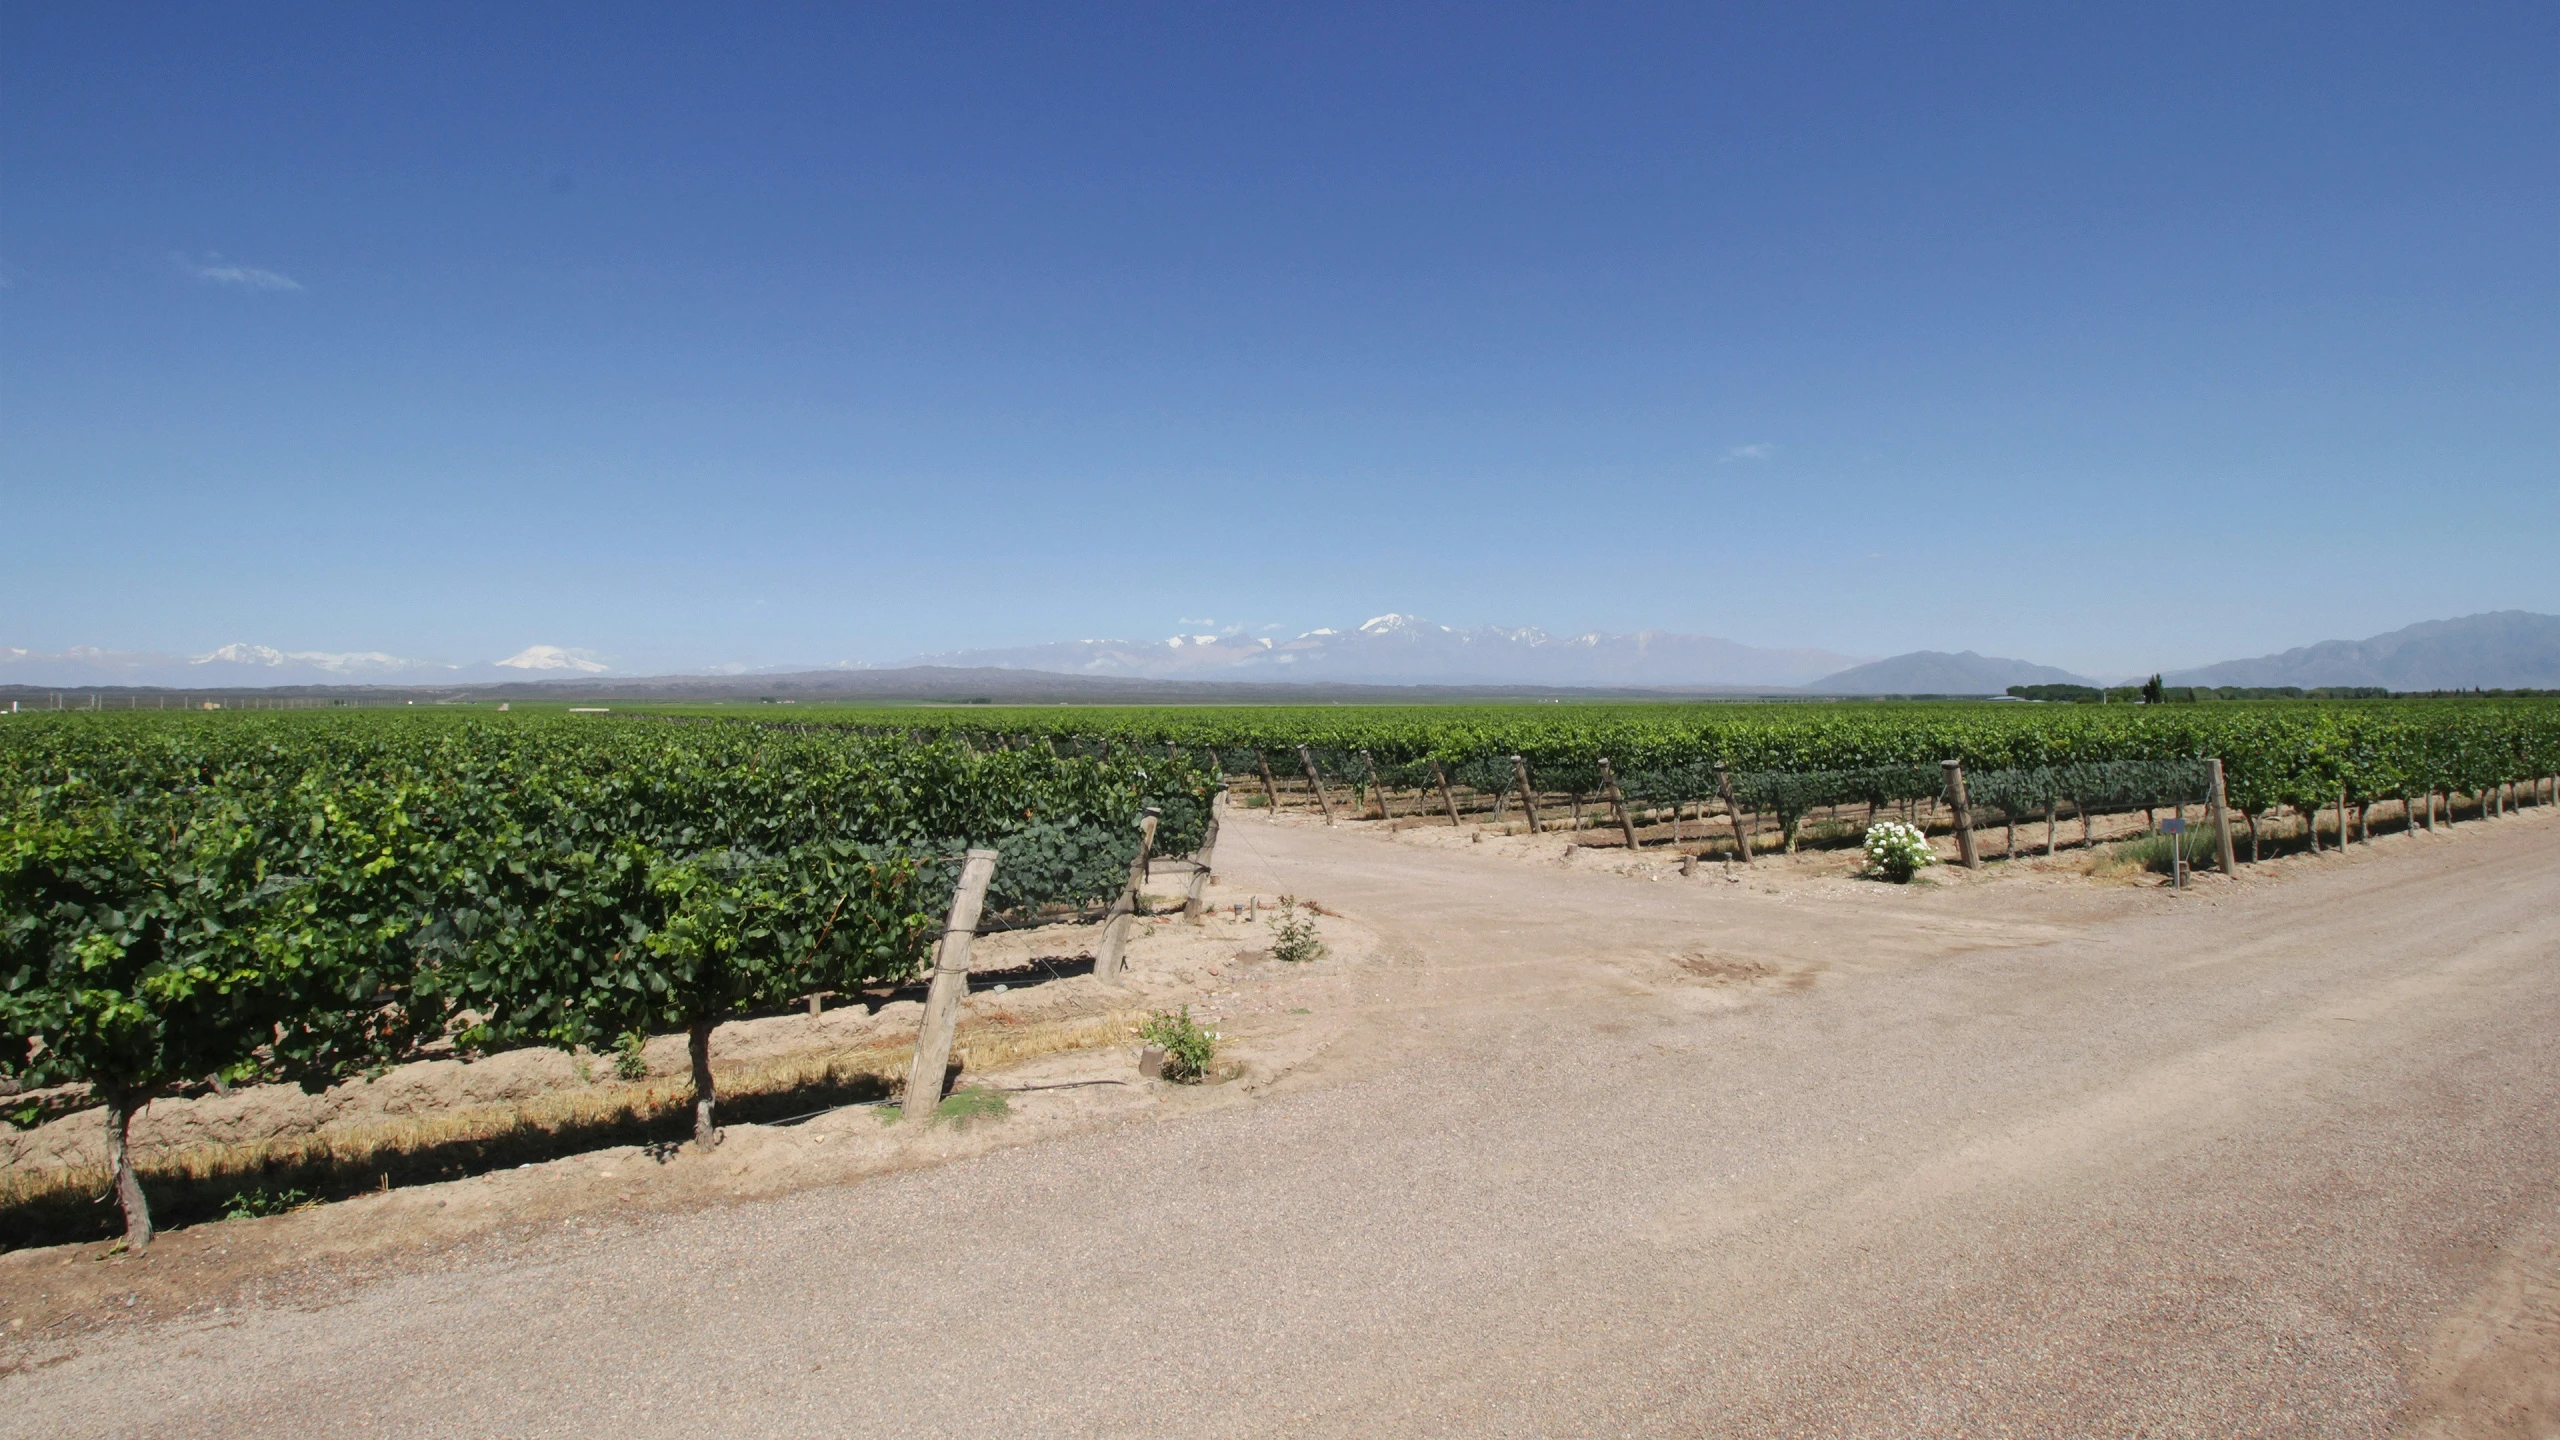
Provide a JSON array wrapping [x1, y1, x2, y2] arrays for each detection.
[[4, 805, 2556, 1437]]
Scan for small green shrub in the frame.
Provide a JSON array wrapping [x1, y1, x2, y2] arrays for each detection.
[[1139, 1007, 1216, 1083], [220, 1186, 315, 1221], [613, 1031, 650, 1081], [1268, 896, 1325, 963], [1861, 821, 1937, 882]]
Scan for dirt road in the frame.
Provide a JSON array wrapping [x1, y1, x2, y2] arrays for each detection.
[[6, 811, 2556, 1437]]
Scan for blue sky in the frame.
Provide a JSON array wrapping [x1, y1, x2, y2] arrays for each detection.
[[5, 3, 2554, 679]]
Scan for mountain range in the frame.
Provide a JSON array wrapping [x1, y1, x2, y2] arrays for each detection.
[[5, 611, 2555, 699], [895, 615, 1862, 689], [2161, 612, 2560, 690], [1808, 652, 2095, 694], [0, 643, 613, 691]]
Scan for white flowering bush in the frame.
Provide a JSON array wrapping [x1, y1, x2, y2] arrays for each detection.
[[1862, 820, 1937, 882]]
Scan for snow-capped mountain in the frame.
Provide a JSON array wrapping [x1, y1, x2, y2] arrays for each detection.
[[493, 645, 610, 674], [899, 615, 1864, 688]]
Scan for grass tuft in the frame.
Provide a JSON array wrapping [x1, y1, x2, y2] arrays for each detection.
[[933, 1086, 1010, 1129]]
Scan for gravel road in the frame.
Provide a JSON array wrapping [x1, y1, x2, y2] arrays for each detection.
[[6, 812, 2556, 1438]]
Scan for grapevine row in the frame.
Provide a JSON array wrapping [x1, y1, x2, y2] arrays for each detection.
[[846, 699, 2560, 824], [0, 711, 1215, 1248]]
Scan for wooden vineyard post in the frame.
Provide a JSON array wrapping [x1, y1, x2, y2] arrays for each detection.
[[1362, 750, 1391, 822], [2044, 798, 2057, 858], [1942, 760, 1980, 869], [1430, 759, 1464, 827], [1093, 809, 1161, 983], [2338, 784, 2349, 846], [903, 849, 1000, 1122], [1509, 756, 1543, 834], [1256, 750, 1283, 815], [1297, 746, 1338, 826], [1183, 789, 1226, 922], [2207, 759, 2238, 873], [1598, 758, 1640, 850], [1716, 765, 1753, 866]]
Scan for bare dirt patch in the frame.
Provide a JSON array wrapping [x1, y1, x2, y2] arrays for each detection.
[[2398, 1199, 2560, 1439], [1671, 952, 1779, 984]]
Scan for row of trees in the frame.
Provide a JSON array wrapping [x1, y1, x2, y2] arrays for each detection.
[[2006, 681, 2394, 703], [0, 712, 1212, 1248]]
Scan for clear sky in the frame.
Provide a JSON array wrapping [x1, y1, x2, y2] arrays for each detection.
[[5, 3, 2553, 678]]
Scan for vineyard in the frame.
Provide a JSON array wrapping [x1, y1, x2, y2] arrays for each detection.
[[819, 699, 2560, 856], [0, 711, 1215, 1248], [5, 698, 2558, 1252]]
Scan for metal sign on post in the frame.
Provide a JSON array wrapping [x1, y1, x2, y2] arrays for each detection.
[[2158, 816, 2186, 888]]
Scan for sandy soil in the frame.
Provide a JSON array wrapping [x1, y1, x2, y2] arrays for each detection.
[[2, 798, 2554, 1437]]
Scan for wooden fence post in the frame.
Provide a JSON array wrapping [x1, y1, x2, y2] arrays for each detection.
[[1430, 759, 1464, 827], [1509, 756, 1543, 834], [903, 849, 1000, 1122], [1715, 765, 1753, 865], [1293, 746, 1337, 825], [1362, 750, 1391, 821], [1093, 809, 1161, 983], [1942, 760, 1980, 869], [1183, 789, 1226, 922], [1255, 750, 1283, 815], [2337, 784, 2349, 845], [1598, 758, 1640, 850], [2207, 759, 2238, 873]]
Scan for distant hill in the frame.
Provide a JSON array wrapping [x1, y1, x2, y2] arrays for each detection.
[[0, 665, 1809, 708], [900, 614, 1862, 688], [2165, 612, 2560, 690], [1810, 651, 2094, 696]]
